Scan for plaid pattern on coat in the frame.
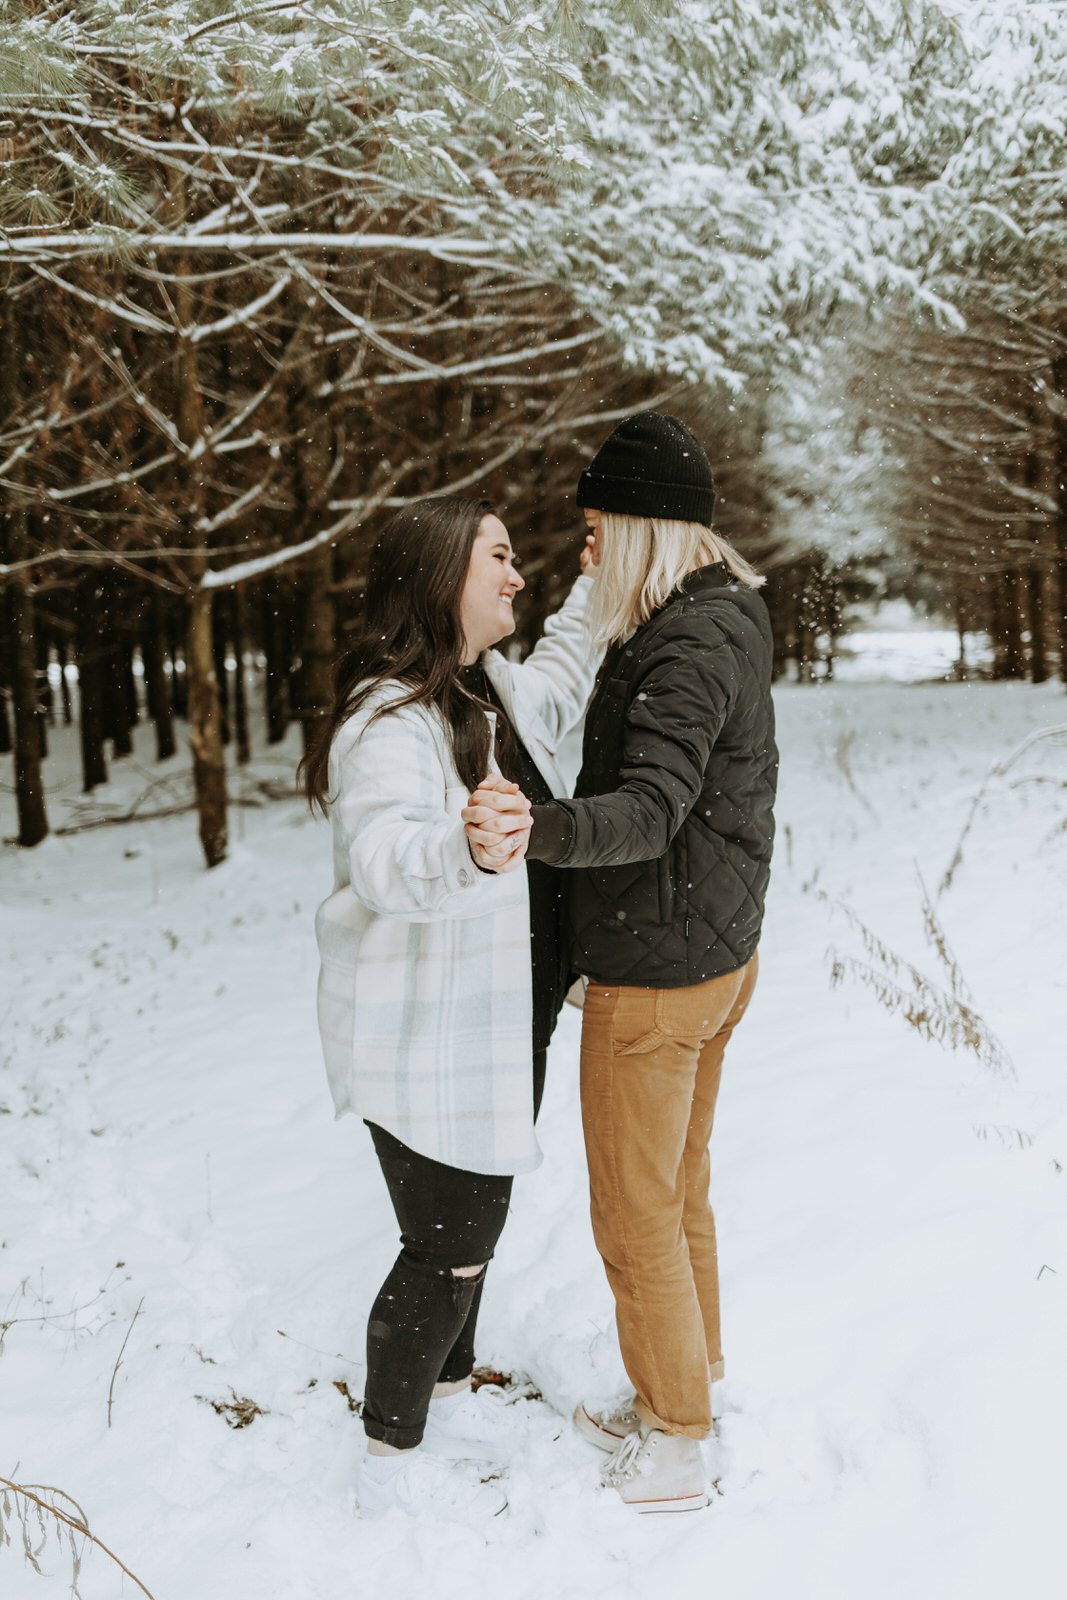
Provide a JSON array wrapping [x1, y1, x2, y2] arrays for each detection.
[[315, 575, 597, 1176]]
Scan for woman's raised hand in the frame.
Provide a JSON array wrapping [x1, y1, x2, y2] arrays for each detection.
[[579, 532, 598, 575], [462, 773, 532, 874]]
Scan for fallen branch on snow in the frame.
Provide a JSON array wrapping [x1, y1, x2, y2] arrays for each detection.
[[0, 1477, 156, 1599]]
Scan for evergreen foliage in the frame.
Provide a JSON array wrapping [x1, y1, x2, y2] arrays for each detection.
[[2, 0, 1066, 861]]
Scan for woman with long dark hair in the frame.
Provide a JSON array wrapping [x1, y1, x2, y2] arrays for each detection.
[[302, 496, 597, 1525]]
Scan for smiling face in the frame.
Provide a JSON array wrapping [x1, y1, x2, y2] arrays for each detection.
[[458, 514, 524, 664]]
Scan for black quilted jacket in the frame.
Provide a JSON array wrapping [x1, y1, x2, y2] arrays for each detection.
[[526, 562, 778, 988]]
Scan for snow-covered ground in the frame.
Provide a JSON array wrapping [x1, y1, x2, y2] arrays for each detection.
[[2, 660, 1066, 1599]]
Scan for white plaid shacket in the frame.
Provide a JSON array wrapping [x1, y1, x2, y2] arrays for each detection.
[[315, 575, 598, 1176]]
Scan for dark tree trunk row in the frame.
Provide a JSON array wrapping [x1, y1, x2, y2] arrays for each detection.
[[988, 563, 1057, 682], [1, 286, 49, 845], [763, 557, 843, 682]]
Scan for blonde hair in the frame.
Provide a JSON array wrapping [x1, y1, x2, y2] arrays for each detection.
[[587, 513, 765, 648]]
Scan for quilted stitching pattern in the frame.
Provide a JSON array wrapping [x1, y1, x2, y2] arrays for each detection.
[[564, 565, 778, 988]]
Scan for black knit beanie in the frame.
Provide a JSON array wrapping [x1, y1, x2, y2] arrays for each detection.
[[576, 411, 715, 526]]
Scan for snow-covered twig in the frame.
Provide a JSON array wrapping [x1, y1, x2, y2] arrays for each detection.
[[0, 543, 265, 582], [195, 477, 275, 537], [41, 450, 178, 503], [3, 231, 504, 262], [184, 1, 300, 45], [199, 469, 412, 590], [189, 272, 292, 345], [325, 328, 599, 390], [29, 266, 170, 334]]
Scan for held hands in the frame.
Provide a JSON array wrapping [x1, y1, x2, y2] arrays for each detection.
[[460, 528, 587, 875], [462, 773, 532, 874]]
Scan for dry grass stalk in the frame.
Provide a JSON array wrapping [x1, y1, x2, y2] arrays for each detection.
[[0, 1477, 156, 1598], [821, 891, 1014, 1078], [107, 1296, 144, 1428], [940, 724, 1067, 895], [916, 867, 973, 1006], [973, 1123, 1034, 1150], [831, 725, 877, 817]]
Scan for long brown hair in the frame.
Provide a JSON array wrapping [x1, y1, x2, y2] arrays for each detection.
[[300, 496, 497, 815]]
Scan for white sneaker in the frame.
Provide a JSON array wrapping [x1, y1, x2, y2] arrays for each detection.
[[601, 1427, 709, 1514], [422, 1383, 533, 1463], [574, 1397, 641, 1453], [357, 1450, 507, 1525]]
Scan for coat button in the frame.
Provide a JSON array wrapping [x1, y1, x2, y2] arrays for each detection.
[[458, 869, 472, 887]]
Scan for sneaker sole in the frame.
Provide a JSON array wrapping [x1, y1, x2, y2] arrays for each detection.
[[356, 1492, 509, 1523], [573, 1404, 636, 1453], [421, 1435, 511, 1465], [622, 1492, 710, 1514]]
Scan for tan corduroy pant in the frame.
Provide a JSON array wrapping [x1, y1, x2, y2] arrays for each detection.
[[579, 954, 759, 1440]]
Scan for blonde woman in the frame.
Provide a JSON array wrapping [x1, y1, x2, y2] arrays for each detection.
[[464, 413, 778, 1515]]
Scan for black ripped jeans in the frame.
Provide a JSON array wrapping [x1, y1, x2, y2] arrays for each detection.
[[361, 1051, 546, 1450]]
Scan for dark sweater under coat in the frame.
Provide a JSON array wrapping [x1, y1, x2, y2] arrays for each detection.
[[527, 563, 778, 988]]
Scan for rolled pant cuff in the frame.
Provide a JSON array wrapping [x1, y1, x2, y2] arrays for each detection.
[[634, 1396, 713, 1442], [362, 1416, 424, 1451]]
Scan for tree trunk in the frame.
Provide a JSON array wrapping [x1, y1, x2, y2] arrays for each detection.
[[232, 585, 250, 766], [822, 569, 840, 682], [764, 573, 792, 681], [994, 568, 1024, 679], [3, 522, 49, 845], [99, 577, 133, 757], [953, 580, 968, 675], [1027, 566, 1049, 684], [212, 597, 231, 745], [1004, 569, 1023, 675], [796, 564, 818, 684], [261, 577, 291, 744], [1, 287, 48, 845], [143, 592, 176, 760], [297, 546, 336, 753], [75, 576, 109, 792], [121, 633, 139, 731], [0, 590, 10, 752], [34, 621, 49, 759], [284, 319, 337, 752], [36, 618, 54, 736], [187, 589, 228, 867], [168, 622, 188, 718], [59, 640, 73, 725], [171, 167, 228, 867], [1049, 345, 1067, 685]]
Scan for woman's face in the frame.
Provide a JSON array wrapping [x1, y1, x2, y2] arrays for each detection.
[[459, 514, 524, 664]]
